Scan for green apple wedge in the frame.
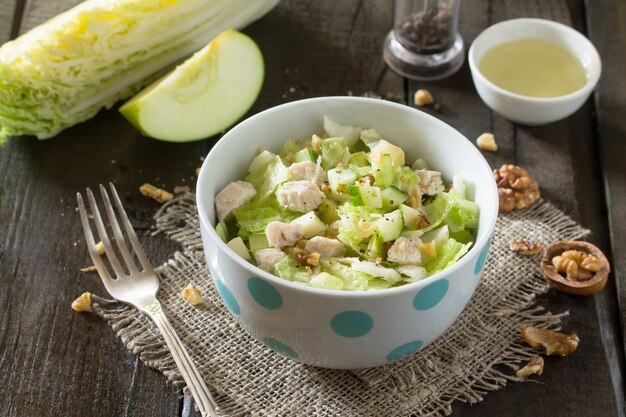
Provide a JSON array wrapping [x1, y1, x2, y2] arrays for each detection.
[[119, 30, 264, 142]]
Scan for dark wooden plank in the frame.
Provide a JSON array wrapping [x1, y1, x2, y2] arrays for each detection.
[[409, 0, 624, 416], [585, 0, 626, 366], [0, 0, 18, 42]]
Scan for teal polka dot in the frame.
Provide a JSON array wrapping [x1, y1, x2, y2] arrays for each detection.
[[474, 242, 490, 275], [331, 311, 373, 338], [386, 340, 424, 362], [263, 337, 299, 360], [215, 279, 240, 315], [413, 279, 449, 310], [247, 277, 282, 310]]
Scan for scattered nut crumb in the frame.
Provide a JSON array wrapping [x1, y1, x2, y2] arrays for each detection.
[[80, 265, 98, 273], [195, 167, 201, 177], [320, 182, 331, 194], [95, 241, 105, 255], [414, 89, 434, 106], [181, 283, 203, 306], [493, 164, 540, 213], [173, 185, 190, 194], [139, 183, 173, 203], [516, 355, 544, 378], [521, 324, 579, 356], [295, 251, 321, 267], [509, 240, 544, 256], [357, 173, 375, 186], [419, 242, 437, 258], [476, 133, 498, 152], [311, 135, 323, 154], [71, 292, 93, 312]]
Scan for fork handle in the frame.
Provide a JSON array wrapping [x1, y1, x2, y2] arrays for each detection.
[[147, 308, 220, 417]]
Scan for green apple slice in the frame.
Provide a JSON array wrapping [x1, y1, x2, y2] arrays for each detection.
[[119, 30, 264, 142]]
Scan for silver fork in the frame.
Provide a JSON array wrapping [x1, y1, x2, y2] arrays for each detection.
[[77, 183, 219, 417]]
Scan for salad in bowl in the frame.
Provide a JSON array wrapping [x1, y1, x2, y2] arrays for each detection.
[[214, 116, 478, 291]]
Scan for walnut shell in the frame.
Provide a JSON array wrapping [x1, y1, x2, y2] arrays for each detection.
[[540, 240, 610, 295]]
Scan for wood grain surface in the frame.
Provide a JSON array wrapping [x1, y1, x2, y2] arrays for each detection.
[[0, 0, 624, 416]]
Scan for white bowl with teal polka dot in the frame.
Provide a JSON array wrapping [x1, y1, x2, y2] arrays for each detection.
[[197, 97, 498, 369]]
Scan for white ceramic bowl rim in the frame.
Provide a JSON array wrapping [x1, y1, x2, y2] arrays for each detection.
[[197, 97, 499, 299], [468, 18, 602, 103]]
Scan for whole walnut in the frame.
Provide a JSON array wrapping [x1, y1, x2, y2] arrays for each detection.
[[493, 164, 540, 213]]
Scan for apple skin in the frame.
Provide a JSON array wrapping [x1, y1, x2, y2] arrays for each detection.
[[119, 30, 264, 142]]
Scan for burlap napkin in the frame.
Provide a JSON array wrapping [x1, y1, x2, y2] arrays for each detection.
[[91, 193, 588, 417]]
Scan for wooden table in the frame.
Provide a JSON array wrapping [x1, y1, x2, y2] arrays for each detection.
[[1, 1, 624, 416]]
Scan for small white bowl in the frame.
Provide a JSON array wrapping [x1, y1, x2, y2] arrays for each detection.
[[468, 18, 601, 125], [197, 97, 498, 369]]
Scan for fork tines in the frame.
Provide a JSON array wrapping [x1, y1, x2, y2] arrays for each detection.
[[77, 183, 154, 282]]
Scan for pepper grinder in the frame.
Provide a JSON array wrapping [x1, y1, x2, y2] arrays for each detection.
[[383, 0, 464, 80]]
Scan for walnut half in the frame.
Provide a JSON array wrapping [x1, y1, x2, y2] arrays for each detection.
[[540, 240, 610, 295], [521, 324, 579, 357]]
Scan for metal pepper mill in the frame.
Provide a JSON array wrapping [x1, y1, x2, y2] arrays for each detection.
[[383, 0, 464, 80]]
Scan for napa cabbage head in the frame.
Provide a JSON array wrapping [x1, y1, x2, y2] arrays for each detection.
[[0, 0, 279, 144]]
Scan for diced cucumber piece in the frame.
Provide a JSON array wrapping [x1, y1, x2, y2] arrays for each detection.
[[357, 166, 372, 177], [321, 137, 348, 170], [399, 204, 425, 230], [279, 139, 300, 160], [421, 225, 449, 248], [372, 153, 394, 187], [366, 232, 384, 260], [395, 167, 420, 193], [411, 158, 429, 170], [274, 256, 306, 282], [215, 220, 229, 243], [328, 167, 358, 193], [248, 150, 275, 173], [227, 237, 252, 261], [347, 184, 382, 208], [352, 261, 402, 283], [373, 209, 404, 242], [360, 128, 382, 144], [310, 272, 344, 290], [452, 174, 466, 199], [294, 147, 317, 163], [381, 186, 409, 210], [248, 233, 270, 253], [318, 199, 340, 224], [397, 265, 428, 281], [450, 229, 475, 244], [291, 211, 327, 238], [366, 278, 392, 290], [348, 151, 370, 167]]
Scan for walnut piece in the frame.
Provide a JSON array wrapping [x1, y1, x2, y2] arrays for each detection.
[[509, 240, 544, 256], [139, 183, 173, 203], [413, 89, 434, 106], [521, 324, 579, 356], [418, 242, 437, 259], [516, 355, 544, 378], [295, 251, 321, 267], [493, 164, 540, 213], [540, 240, 610, 295], [311, 134, 323, 154], [95, 241, 105, 255], [476, 133, 498, 152], [181, 283, 203, 306], [71, 292, 93, 312], [80, 265, 98, 273]]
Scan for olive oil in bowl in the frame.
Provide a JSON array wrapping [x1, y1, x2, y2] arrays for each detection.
[[478, 39, 587, 98]]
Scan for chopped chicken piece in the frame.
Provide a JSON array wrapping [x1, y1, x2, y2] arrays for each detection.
[[265, 221, 304, 248], [417, 169, 445, 196], [254, 248, 287, 273], [387, 237, 422, 265], [276, 181, 325, 213], [288, 161, 327, 187], [305, 236, 346, 257], [215, 180, 256, 221]]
